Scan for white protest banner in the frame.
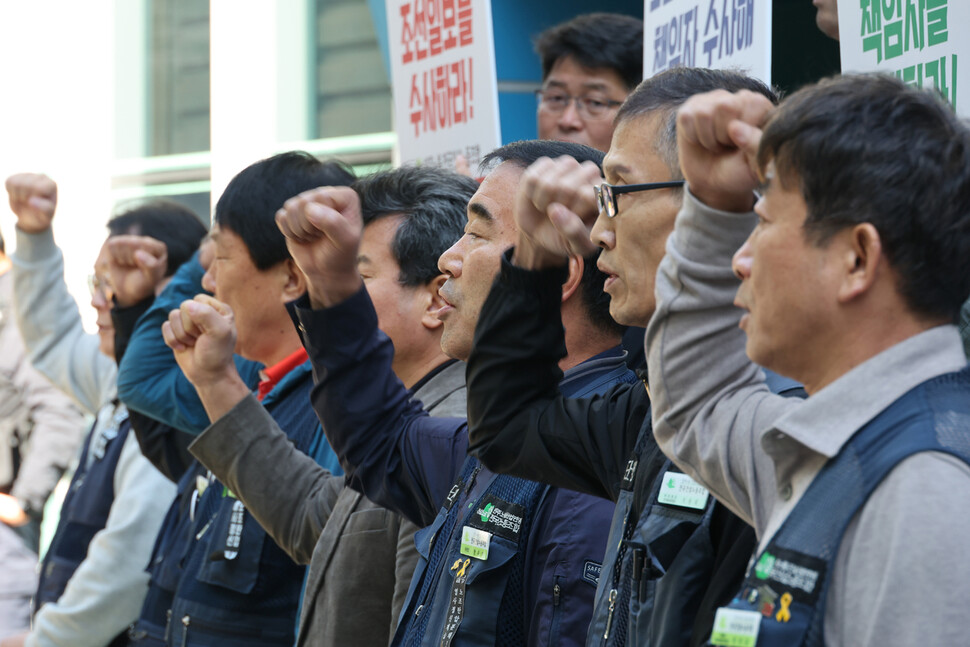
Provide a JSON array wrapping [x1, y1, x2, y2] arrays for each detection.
[[643, 0, 772, 84], [386, 0, 501, 169], [839, 0, 964, 115]]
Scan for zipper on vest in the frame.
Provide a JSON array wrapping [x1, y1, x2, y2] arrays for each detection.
[[164, 609, 173, 643], [549, 579, 563, 646], [603, 588, 618, 641], [180, 615, 190, 647], [414, 604, 424, 619]]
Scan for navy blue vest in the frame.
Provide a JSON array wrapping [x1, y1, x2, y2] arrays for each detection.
[[713, 367, 970, 646], [127, 462, 209, 647], [36, 402, 131, 646], [394, 349, 634, 647], [165, 367, 329, 647], [394, 456, 549, 647]]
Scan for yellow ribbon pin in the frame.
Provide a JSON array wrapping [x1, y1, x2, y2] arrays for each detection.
[[776, 592, 793, 623]]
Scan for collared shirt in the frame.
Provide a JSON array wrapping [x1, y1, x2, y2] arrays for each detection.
[[257, 348, 310, 401], [758, 326, 966, 549]]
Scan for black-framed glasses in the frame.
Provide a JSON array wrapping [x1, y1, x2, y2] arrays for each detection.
[[535, 89, 622, 119], [595, 181, 685, 218]]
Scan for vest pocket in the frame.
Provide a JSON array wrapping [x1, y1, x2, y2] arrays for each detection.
[[630, 504, 714, 646], [434, 535, 517, 647], [194, 501, 264, 594], [36, 555, 78, 607]]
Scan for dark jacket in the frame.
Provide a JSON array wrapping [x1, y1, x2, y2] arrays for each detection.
[[465, 253, 802, 646], [295, 287, 625, 647], [187, 360, 467, 647]]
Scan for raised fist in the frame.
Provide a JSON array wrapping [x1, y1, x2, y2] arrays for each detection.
[[161, 295, 237, 388], [106, 235, 169, 307], [6, 173, 58, 234], [676, 89, 774, 213], [513, 155, 601, 268], [276, 186, 364, 308]]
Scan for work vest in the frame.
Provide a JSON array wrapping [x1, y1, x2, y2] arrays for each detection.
[[127, 462, 209, 647], [395, 352, 636, 647], [590, 369, 802, 647], [588, 418, 716, 647], [36, 402, 131, 647], [394, 456, 549, 647], [165, 367, 335, 647], [709, 366, 970, 647]]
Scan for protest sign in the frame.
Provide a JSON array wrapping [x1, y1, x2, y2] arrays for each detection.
[[643, 0, 772, 84], [839, 0, 964, 115], [386, 0, 501, 169]]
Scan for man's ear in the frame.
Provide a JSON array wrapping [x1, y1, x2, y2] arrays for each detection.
[[838, 223, 882, 304], [422, 275, 447, 330], [281, 258, 308, 302], [561, 255, 583, 304]]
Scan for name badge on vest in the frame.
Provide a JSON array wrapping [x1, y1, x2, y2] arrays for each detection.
[[657, 471, 709, 510], [710, 607, 762, 646], [460, 526, 490, 560]]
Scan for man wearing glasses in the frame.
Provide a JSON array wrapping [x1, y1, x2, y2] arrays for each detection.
[[533, 13, 642, 153], [464, 68, 801, 647]]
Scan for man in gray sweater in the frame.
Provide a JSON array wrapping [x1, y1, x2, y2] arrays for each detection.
[[3, 173, 204, 647], [648, 75, 970, 645]]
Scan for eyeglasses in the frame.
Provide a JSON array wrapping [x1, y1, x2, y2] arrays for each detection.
[[88, 274, 114, 302], [535, 89, 622, 119], [595, 181, 685, 218]]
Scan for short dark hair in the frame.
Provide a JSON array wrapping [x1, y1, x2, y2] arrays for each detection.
[[759, 73, 970, 323], [481, 139, 605, 172], [354, 166, 476, 286], [107, 200, 208, 276], [481, 140, 624, 338], [617, 67, 778, 178], [534, 13, 644, 90], [215, 151, 355, 270]]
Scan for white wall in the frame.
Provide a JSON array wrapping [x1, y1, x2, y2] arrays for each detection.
[[0, 1, 117, 331]]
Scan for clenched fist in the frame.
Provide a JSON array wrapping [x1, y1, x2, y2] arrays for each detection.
[[161, 295, 237, 389], [513, 155, 601, 269], [107, 235, 169, 307], [676, 89, 774, 213], [6, 173, 58, 234], [276, 186, 363, 308]]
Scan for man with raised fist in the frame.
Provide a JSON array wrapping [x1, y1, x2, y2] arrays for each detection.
[[2, 173, 204, 647], [649, 75, 970, 645]]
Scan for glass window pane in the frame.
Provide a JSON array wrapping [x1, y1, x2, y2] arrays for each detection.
[[315, 0, 391, 138], [150, 0, 211, 155]]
